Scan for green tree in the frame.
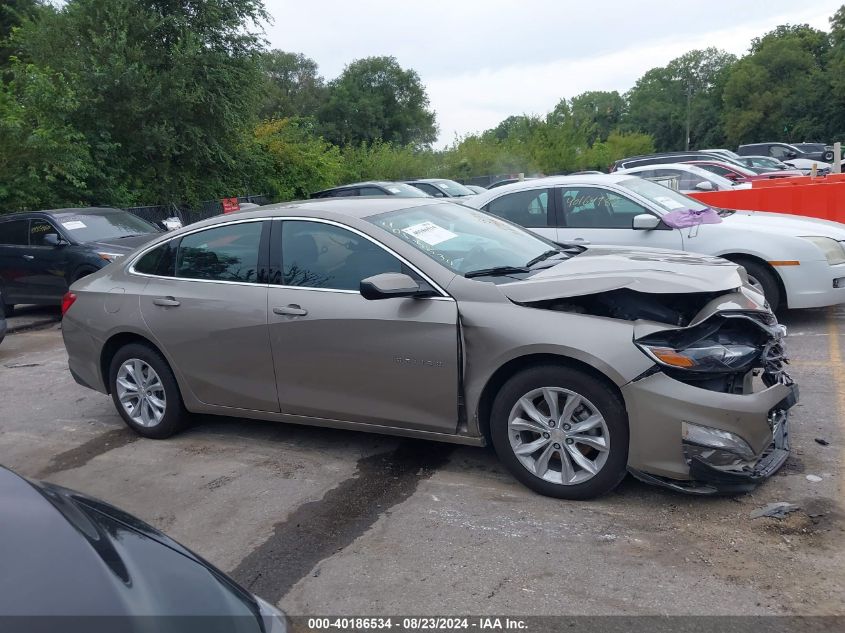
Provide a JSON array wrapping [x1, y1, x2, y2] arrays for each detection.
[[0, 0, 43, 72], [826, 6, 845, 138], [722, 24, 830, 145], [0, 64, 93, 209], [568, 90, 625, 144], [318, 56, 437, 148], [259, 50, 326, 120], [252, 117, 343, 200], [625, 48, 736, 151], [9, 0, 269, 206]]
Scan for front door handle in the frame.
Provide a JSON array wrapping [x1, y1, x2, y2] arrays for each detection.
[[572, 237, 590, 243], [22, 255, 34, 261], [273, 304, 308, 316], [153, 296, 181, 307]]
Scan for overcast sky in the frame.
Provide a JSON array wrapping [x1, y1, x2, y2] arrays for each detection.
[[263, 1, 843, 147]]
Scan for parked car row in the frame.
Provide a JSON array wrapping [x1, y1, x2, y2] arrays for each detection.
[[311, 178, 484, 199]]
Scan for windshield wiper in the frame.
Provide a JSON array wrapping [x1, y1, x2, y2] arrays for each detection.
[[525, 249, 566, 268], [464, 265, 530, 278]]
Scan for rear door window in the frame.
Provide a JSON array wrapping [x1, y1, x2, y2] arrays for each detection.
[[0, 220, 29, 246], [176, 222, 263, 283]]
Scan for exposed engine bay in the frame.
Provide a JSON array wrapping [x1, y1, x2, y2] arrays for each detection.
[[520, 288, 791, 394]]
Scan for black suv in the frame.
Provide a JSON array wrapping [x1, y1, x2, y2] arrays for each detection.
[[737, 142, 835, 163], [0, 208, 160, 313], [310, 181, 431, 198]]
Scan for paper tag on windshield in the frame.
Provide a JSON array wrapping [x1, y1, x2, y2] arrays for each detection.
[[62, 220, 87, 230], [388, 187, 401, 193], [654, 196, 684, 210], [402, 221, 457, 245]]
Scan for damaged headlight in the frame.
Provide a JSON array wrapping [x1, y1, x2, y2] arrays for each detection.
[[635, 314, 771, 375], [800, 236, 845, 266], [637, 342, 759, 372], [682, 421, 756, 463]]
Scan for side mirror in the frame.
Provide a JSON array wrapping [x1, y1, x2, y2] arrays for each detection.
[[632, 214, 661, 230], [42, 233, 67, 247], [786, 151, 797, 159], [694, 181, 714, 191], [360, 273, 433, 300]]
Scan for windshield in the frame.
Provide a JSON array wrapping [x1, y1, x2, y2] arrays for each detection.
[[385, 183, 431, 197], [57, 212, 160, 243], [433, 180, 475, 197], [617, 177, 710, 213], [367, 203, 567, 278]]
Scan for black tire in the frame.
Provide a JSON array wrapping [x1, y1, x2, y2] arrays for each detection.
[[733, 258, 781, 311], [823, 150, 834, 163], [490, 365, 629, 500], [108, 342, 187, 439]]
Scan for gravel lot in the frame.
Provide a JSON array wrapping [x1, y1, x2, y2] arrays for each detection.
[[0, 305, 842, 617]]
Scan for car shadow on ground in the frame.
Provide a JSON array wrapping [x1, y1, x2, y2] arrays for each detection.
[[184, 412, 714, 506]]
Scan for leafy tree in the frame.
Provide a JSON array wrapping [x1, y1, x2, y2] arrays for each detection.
[[318, 56, 437, 148], [569, 91, 625, 144], [0, 64, 93, 209], [9, 0, 269, 206], [252, 117, 343, 200], [625, 48, 736, 151], [722, 25, 830, 145], [826, 6, 845, 138], [259, 50, 326, 120], [0, 0, 43, 72]]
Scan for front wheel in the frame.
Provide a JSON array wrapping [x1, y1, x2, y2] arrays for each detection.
[[109, 343, 187, 439], [733, 258, 781, 312], [490, 365, 629, 500]]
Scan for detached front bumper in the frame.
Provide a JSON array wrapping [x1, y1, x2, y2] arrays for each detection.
[[622, 372, 798, 495]]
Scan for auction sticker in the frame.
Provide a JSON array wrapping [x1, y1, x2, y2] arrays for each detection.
[[402, 221, 457, 245], [62, 220, 87, 230]]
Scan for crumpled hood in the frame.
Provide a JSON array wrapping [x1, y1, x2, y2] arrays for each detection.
[[498, 245, 743, 303], [720, 210, 845, 240]]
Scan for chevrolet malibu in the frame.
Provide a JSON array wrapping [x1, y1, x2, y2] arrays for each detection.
[[62, 199, 797, 499]]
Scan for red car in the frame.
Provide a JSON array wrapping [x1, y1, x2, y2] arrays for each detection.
[[684, 160, 805, 183]]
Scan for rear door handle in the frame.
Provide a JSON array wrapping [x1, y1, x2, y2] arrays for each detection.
[[22, 255, 34, 261], [273, 304, 308, 316], [153, 297, 181, 307]]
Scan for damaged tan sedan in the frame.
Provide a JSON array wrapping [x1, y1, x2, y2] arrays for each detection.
[[61, 199, 798, 499]]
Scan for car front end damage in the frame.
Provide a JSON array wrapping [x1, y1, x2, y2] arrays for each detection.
[[620, 291, 798, 494]]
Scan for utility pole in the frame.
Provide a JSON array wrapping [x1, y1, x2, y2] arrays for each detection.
[[685, 84, 691, 151]]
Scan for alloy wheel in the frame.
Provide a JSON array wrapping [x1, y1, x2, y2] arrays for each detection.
[[116, 359, 167, 427], [507, 387, 610, 485]]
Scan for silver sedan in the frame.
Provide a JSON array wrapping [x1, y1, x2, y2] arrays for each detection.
[[61, 199, 797, 499]]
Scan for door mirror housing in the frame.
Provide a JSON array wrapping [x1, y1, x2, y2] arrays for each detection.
[[360, 273, 433, 300], [786, 150, 797, 159], [694, 180, 714, 192], [42, 233, 67, 247], [632, 214, 661, 230]]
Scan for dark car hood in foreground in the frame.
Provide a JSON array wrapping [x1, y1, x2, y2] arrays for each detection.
[[498, 245, 744, 304], [82, 233, 159, 253], [0, 467, 263, 621]]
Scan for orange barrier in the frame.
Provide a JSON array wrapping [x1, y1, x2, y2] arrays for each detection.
[[690, 175, 845, 223]]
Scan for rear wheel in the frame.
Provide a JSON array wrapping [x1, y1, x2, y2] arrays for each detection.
[[823, 150, 834, 162], [490, 365, 629, 500], [732, 258, 781, 311], [109, 343, 187, 439]]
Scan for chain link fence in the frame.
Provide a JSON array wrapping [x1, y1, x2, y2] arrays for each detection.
[[124, 194, 270, 227]]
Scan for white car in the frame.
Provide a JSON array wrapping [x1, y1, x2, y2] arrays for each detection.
[[465, 174, 845, 310], [783, 158, 832, 174], [616, 163, 751, 194]]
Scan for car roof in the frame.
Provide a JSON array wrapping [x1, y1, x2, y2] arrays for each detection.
[[0, 207, 123, 221], [463, 174, 637, 200], [406, 178, 457, 184]]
